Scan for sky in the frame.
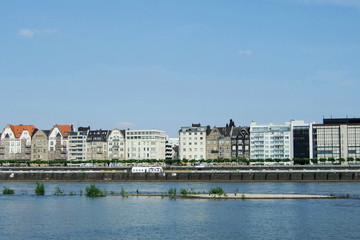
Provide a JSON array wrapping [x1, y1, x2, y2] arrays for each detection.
[[0, 0, 359, 137]]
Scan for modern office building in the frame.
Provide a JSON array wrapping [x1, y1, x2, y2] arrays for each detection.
[[291, 121, 313, 159], [312, 118, 360, 159]]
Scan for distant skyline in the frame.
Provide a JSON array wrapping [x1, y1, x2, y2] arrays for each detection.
[[1, 0, 359, 137]]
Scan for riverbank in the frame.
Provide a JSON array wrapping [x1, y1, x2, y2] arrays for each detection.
[[1, 170, 360, 182], [117, 193, 343, 199]]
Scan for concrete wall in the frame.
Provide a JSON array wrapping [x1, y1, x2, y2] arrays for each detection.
[[1, 171, 359, 181]]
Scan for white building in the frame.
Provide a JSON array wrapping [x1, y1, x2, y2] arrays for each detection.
[[179, 124, 209, 160], [250, 122, 292, 159], [68, 127, 90, 161], [107, 129, 126, 160], [125, 130, 167, 160], [0, 124, 37, 160]]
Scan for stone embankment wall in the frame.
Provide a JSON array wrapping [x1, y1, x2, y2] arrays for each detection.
[[0, 171, 359, 181]]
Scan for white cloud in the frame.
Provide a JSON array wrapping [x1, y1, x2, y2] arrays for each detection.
[[18, 28, 58, 38], [18, 29, 37, 38], [239, 50, 253, 56]]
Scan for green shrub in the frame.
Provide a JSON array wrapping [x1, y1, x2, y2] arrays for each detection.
[[180, 188, 188, 196], [209, 186, 226, 196], [167, 188, 177, 196], [53, 187, 66, 196], [35, 182, 45, 195], [3, 186, 14, 195], [85, 184, 105, 198]]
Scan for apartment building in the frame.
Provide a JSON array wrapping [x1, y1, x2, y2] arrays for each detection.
[[179, 124, 209, 160], [231, 127, 250, 159], [68, 127, 90, 161], [48, 124, 73, 161], [207, 127, 232, 159], [107, 129, 126, 160], [250, 122, 292, 159], [31, 130, 50, 161], [312, 118, 360, 159], [125, 130, 166, 160], [86, 130, 110, 160], [0, 124, 37, 160]]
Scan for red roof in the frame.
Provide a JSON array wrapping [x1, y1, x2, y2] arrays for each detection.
[[55, 125, 73, 137], [9, 125, 37, 138]]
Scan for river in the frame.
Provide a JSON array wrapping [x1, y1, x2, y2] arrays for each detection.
[[0, 182, 359, 239]]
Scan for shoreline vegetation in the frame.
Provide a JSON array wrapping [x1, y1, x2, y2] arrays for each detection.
[[1, 184, 350, 199]]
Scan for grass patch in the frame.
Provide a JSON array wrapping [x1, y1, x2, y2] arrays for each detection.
[[209, 186, 226, 196]]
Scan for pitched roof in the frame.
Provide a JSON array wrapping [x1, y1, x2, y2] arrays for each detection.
[[55, 125, 73, 137], [9, 125, 37, 138]]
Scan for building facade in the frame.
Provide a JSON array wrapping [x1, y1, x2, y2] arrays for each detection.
[[125, 130, 166, 160], [206, 127, 232, 159], [68, 127, 90, 161], [0, 125, 36, 160], [312, 118, 360, 159], [86, 130, 110, 160], [179, 124, 209, 160], [250, 122, 292, 159], [31, 130, 50, 161], [48, 125, 73, 161], [231, 127, 250, 159], [107, 129, 126, 160]]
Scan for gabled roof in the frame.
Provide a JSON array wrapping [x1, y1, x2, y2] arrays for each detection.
[[9, 125, 37, 138], [54, 125, 73, 137]]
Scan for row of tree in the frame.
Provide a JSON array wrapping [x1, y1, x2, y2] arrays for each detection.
[[0, 157, 359, 167]]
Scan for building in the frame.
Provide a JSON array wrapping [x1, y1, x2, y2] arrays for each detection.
[[48, 124, 73, 161], [179, 124, 209, 160], [312, 118, 360, 159], [165, 137, 179, 160], [206, 127, 232, 159], [107, 129, 126, 160], [0, 124, 37, 160], [125, 130, 167, 160], [250, 122, 292, 159], [86, 130, 110, 160], [68, 127, 90, 161], [291, 121, 312, 159], [230, 127, 250, 159], [31, 130, 50, 161]]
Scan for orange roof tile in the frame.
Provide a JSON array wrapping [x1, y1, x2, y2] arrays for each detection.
[[56, 125, 73, 137], [9, 125, 37, 138]]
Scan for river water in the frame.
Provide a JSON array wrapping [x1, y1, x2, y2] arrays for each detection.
[[0, 182, 360, 240]]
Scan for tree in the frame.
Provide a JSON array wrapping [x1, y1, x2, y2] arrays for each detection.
[[229, 119, 235, 127]]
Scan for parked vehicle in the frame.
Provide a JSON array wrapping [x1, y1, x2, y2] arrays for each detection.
[[131, 167, 163, 173]]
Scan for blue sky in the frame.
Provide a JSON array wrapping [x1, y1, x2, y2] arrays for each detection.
[[1, 0, 359, 137]]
